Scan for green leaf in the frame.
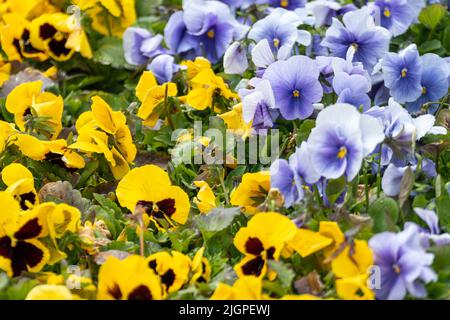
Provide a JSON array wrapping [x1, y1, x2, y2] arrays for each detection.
[[368, 197, 399, 232], [296, 119, 315, 144], [267, 260, 295, 289], [93, 37, 127, 69], [429, 244, 450, 273], [325, 176, 346, 206], [436, 195, 450, 229], [443, 25, 450, 53], [93, 193, 123, 219], [419, 39, 442, 53], [419, 4, 446, 30], [196, 207, 241, 233]]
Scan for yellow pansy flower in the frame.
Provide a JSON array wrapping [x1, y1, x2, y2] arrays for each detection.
[[74, 0, 136, 37], [193, 181, 216, 214], [0, 13, 48, 61], [97, 255, 163, 300], [1, 163, 38, 210], [116, 165, 191, 229], [186, 68, 238, 111], [5, 81, 63, 139], [26, 285, 75, 300], [284, 228, 333, 258], [218, 103, 254, 139], [190, 247, 211, 285], [135, 71, 178, 127], [146, 251, 191, 295], [0, 192, 50, 277], [181, 57, 211, 80], [233, 212, 297, 279], [230, 171, 270, 214], [210, 276, 266, 300]]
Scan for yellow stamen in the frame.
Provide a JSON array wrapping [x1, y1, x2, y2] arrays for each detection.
[[292, 90, 300, 98], [273, 38, 280, 48], [401, 68, 407, 78], [421, 86, 427, 95], [280, 0, 289, 7], [351, 43, 358, 51], [383, 7, 391, 18], [152, 203, 159, 212], [207, 30, 215, 39], [393, 264, 401, 274], [54, 31, 64, 41], [337, 146, 347, 159]]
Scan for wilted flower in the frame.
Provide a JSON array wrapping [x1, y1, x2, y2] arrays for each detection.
[[193, 180, 216, 213]]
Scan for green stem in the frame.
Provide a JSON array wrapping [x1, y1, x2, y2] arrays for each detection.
[[363, 161, 370, 212], [376, 144, 383, 198], [216, 166, 230, 205]]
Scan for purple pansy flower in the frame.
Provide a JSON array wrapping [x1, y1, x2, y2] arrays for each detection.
[[267, 0, 305, 10], [123, 27, 166, 65], [406, 53, 450, 113], [321, 8, 391, 72], [369, 226, 437, 300], [308, 103, 385, 180], [248, 9, 306, 58], [263, 55, 323, 120], [333, 72, 372, 111], [164, 0, 248, 63], [381, 163, 415, 196], [382, 44, 423, 103], [369, 0, 425, 37]]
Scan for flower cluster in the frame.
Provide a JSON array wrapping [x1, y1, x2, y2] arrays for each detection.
[[0, 0, 449, 301]]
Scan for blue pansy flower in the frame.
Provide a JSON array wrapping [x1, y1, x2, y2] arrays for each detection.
[[321, 8, 391, 72], [308, 103, 384, 180], [382, 44, 423, 103]]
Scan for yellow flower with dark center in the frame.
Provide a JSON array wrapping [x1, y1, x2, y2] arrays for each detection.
[[8, 134, 85, 169], [135, 71, 178, 128], [32, 202, 81, 240], [1, 163, 38, 210], [233, 212, 297, 279], [210, 275, 266, 300], [0, 13, 48, 61], [230, 171, 270, 214], [116, 165, 190, 229], [74, 0, 136, 37], [26, 284, 75, 300], [0, 192, 50, 277], [29, 13, 76, 61], [181, 57, 211, 80], [186, 68, 238, 110], [218, 103, 253, 139], [190, 247, 211, 285], [97, 255, 163, 300], [146, 251, 191, 294], [5, 81, 63, 139], [193, 181, 216, 214]]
